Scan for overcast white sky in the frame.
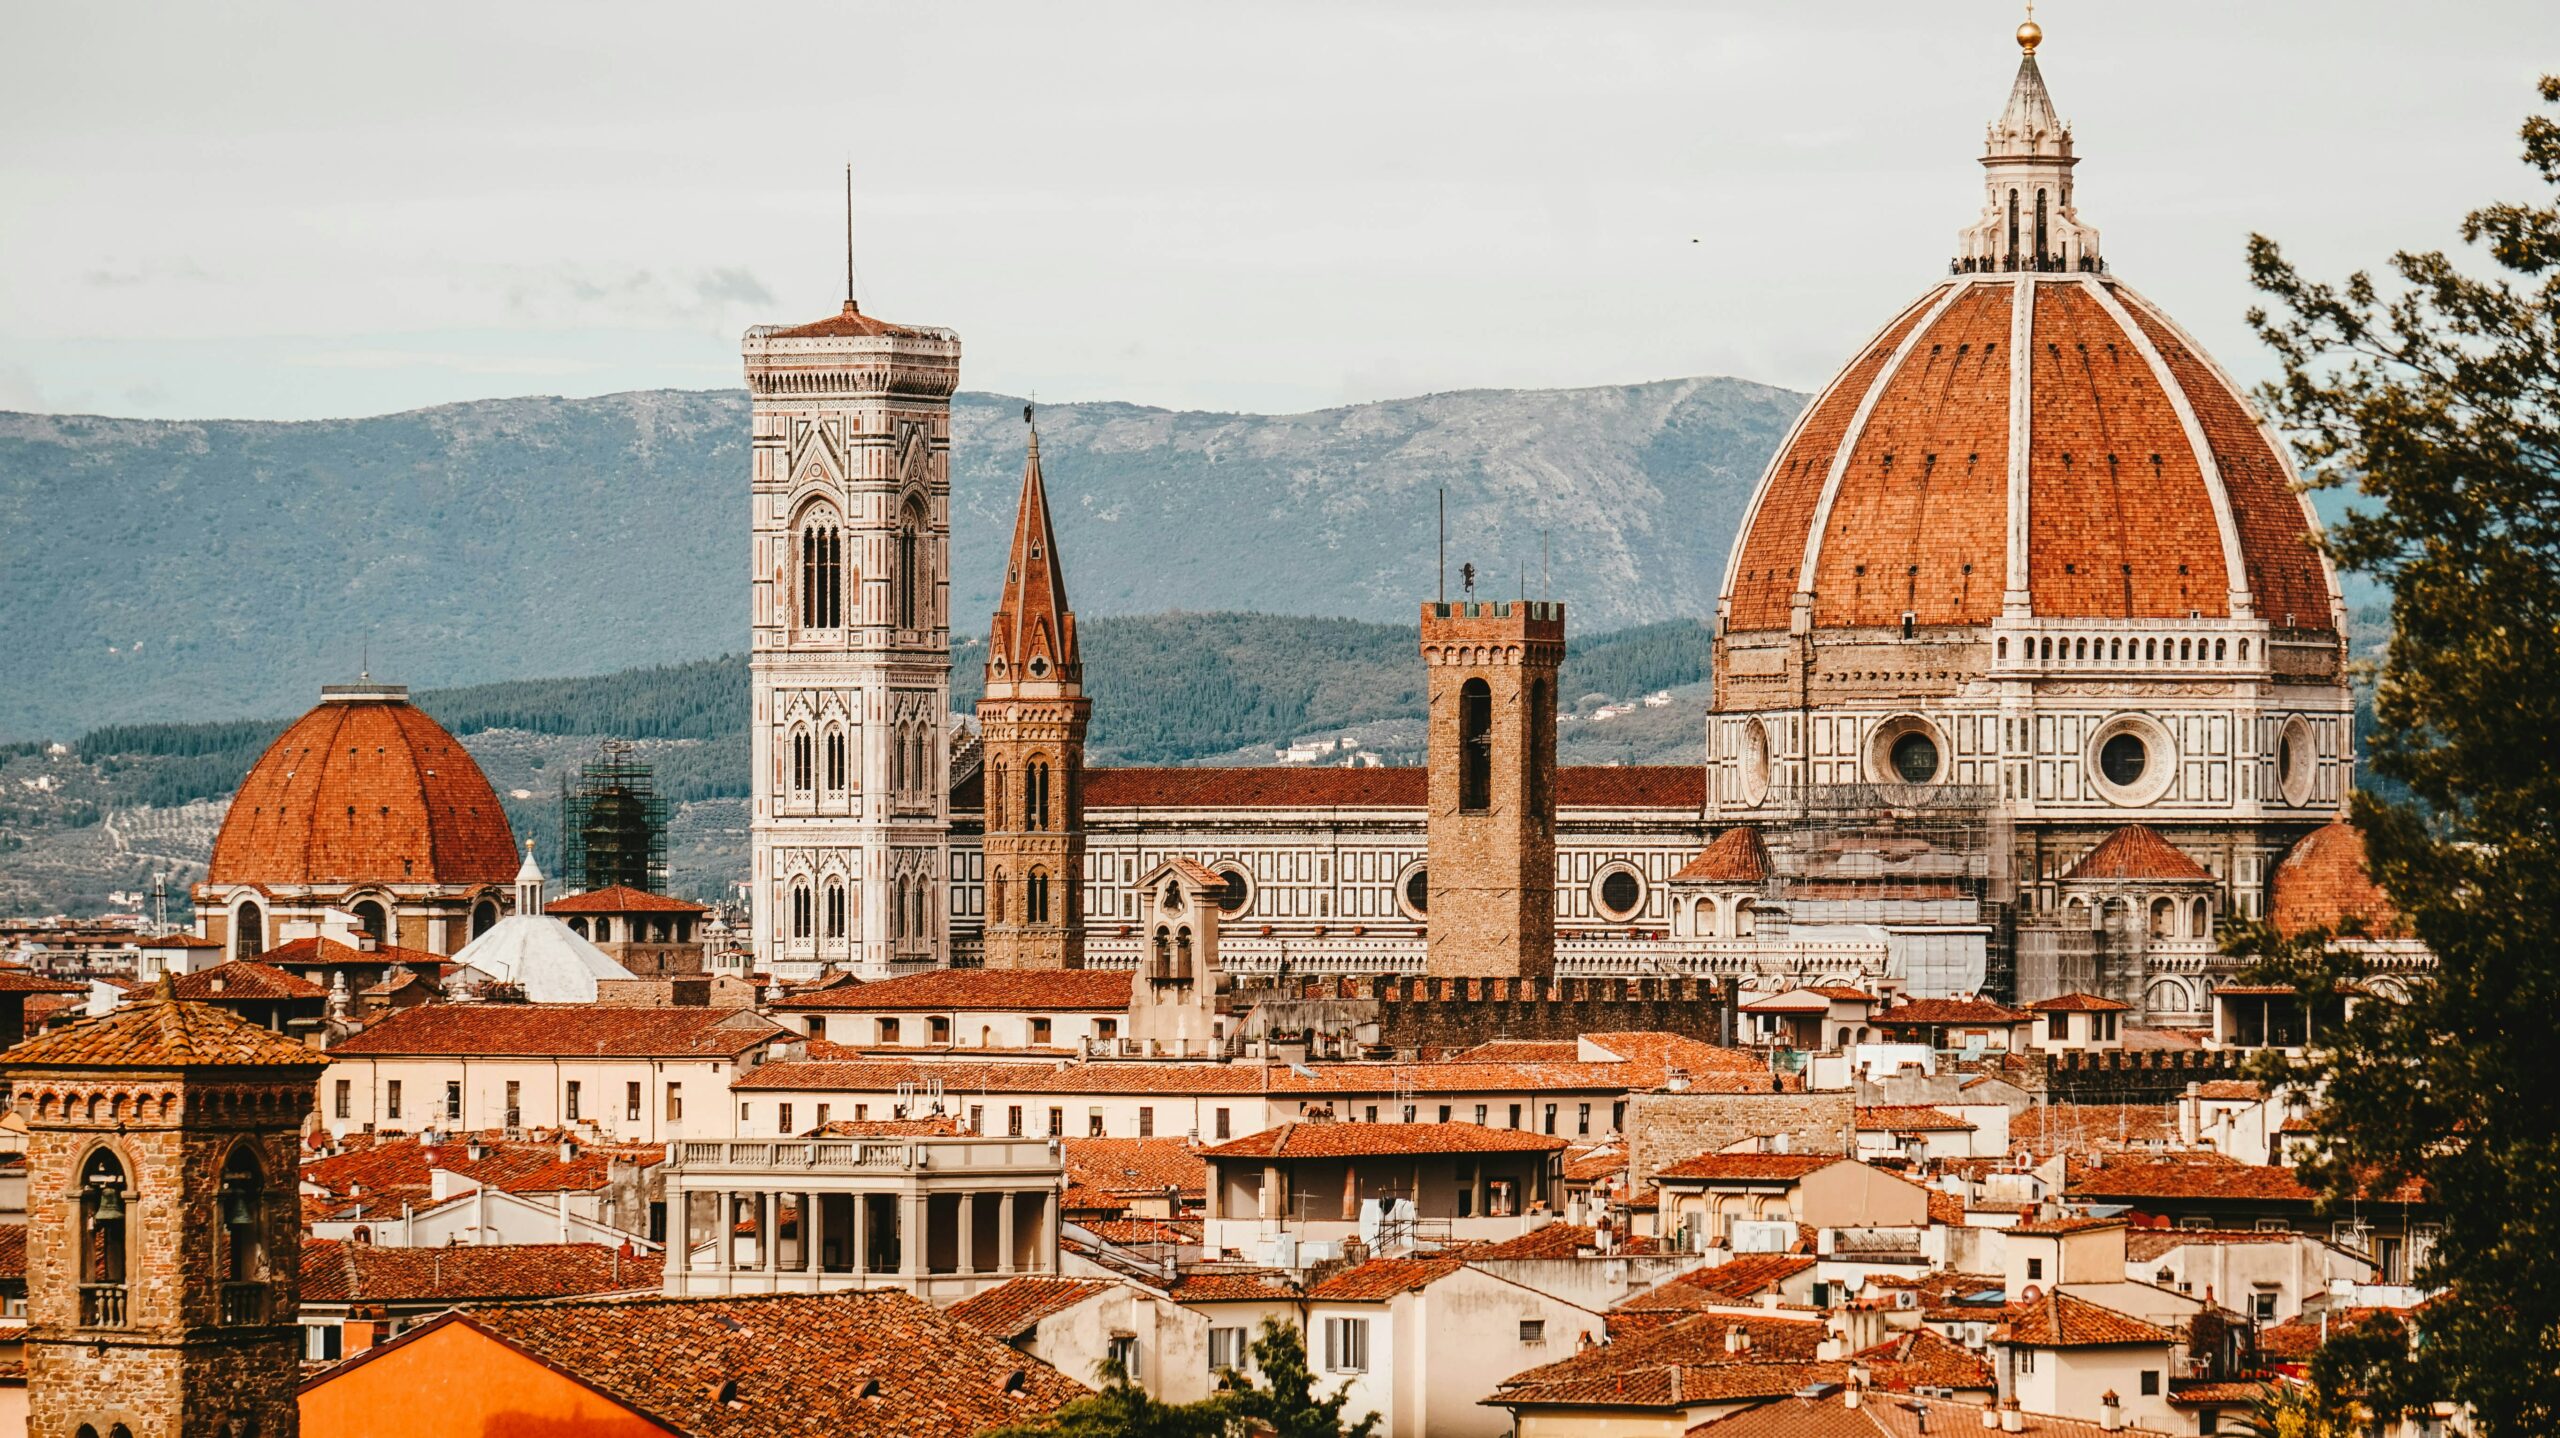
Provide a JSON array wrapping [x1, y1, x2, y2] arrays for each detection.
[[1, 1, 2550, 421]]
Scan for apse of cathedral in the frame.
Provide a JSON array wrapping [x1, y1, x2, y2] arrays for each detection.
[[739, 23, 2356, 1025]]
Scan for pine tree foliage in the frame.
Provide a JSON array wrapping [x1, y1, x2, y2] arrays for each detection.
[[2236, 75, 2560, 1437], [987, 1318, 1376, 1438]]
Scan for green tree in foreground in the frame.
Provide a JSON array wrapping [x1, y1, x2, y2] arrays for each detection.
[[2238, 74, 2560, 1437], [988, 1317, 1377, 1438]]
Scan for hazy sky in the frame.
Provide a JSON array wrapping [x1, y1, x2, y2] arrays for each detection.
[[2, 1, 2549, 421]]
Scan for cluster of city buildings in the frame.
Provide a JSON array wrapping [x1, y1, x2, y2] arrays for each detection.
[[0, 19, 2452, 1438]]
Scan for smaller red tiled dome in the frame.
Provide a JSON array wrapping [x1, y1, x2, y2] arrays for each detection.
[[2269, 821, 2406, 939], [208, 687, 516, 888]]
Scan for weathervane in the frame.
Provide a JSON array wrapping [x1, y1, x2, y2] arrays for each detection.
[[1460, 562, 1477, 597]]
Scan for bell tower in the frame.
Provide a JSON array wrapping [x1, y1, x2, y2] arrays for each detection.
[[6, 982, 329, 1438], [978, 413, 1089, 970], [1421, 598, 1564, 977], [743, 283, 960, 980]]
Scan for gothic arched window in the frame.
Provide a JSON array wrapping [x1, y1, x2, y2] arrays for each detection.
[[79, 1147, 130, 1325], [1174, 926, 1193, 981], [2006, 188, 2020, 267], [1027, 868, 1051, 925], [1459, 678, 1493, 812], [790, 882, 813, 940], [232, 900, 264, 962], [1151, 925, 1171, 977], [823, 879, 846, 940], [351, 900, 387, 943], [989, 762, 1007, 830], [1027, 759, 1051, 831], [470, 900, 498, 939], [219, 1146, 271, 1321], [896, 498, 925, 630], [990, 868, 1008, 924], [2035, 187, 2049, 266], [887, 877, 904, 942], [792, 731, 814, 795], [800, 515, 842, 629]]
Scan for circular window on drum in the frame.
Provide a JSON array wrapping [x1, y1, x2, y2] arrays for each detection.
[[1395, 863, 1429, 921], [1738, 718, 1772, 808], [1866, 716, 1948, 788], [1593, 864, 1645, 922], [2087, 715, 2176, 806], [2277, 715, 2317, 807]]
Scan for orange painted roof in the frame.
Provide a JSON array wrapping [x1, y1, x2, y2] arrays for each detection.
[[171, 960, 326, 1002], [2064, 825, 2215, 883], [1673, 828, 1771, 884], [207, 691, 515, 887], [327, 1004, 786, 1058], [1724, 274, 2336, 633], [1201, 1121, 1566, 1160], [777, 968, 1130, 1012], [765, 301, 943, 340], [1997, 1290, 2175, 1347], [2026, 992, 2132, 1013], [2269, 821, 2408, 939], [948, 1276, 1115, 1337], [1062, 1137, 1206, 1197]]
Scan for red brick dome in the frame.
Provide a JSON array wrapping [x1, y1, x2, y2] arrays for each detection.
[[1721, 273, 2340, 636], [207, 686, 517, 887], [2269, 820, 2407, 939]]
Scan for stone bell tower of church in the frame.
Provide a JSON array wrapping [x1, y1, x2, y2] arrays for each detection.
[[6, 983, 330, 1438], [977, 414, 1090, 970], [1422, 598, 1564, 978], [743, 282, 960, 979]]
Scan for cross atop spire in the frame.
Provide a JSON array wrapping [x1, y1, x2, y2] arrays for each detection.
[[987, 407, 1079, 689], [1952, 15, 2102, 274]]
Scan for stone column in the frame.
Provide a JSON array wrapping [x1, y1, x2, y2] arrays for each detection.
[[670, 1183, 692, 1277], [721, 1189, 739, 1276], [902, 1190, 927, 1280], [761, 1193, 779, 1276], [998, 1192, 1017, 1275], [805, 1189, 825, 1279], [960, 1192, 979, 1275], [854, 1191, 873, 1279], [1261, 1164, 1280, 1222]]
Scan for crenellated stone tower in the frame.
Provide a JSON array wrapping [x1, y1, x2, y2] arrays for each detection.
[[1421, 599, 1564, 977], [6, 983, 330, 1438], [743, 294, 960, 979], [977, 414, 1089, 970]]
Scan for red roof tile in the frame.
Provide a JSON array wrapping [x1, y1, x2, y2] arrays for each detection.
[[252, 936, 450, 973], [2013, 1104, 2183, 1159], [1674, 828, 1773, 884], [1062, 1138, 1207, 1198], [1202, 1122, 1567, 1160], [765, 301, 946, 340], [1997, 1290, 2175, 1347], [948, 1276, 1116, 1337], [777, 968, 1131, 1012], [171, 960, 326, 1002], [2269, 821, 2409, 939], [2063, 826, 2214, 883], [2025, 993, 2131, 1013], [299, 1239, 659, 1304], [1856, 1105, 1974, 1133], [2064, 1156, 2319, 1204], [301, 1133, 664, 1205], [0, 968, 85, 996], [1, 991, 329, 1069], [2008, 1215, 2128, 1237], [1169, 1269, 1301, 1304], [206, 691, 516, 887], [1614, 1255, 1816, 1315], [544, 885, 708, 916], [1856, 1327, 1997, 1392], [1460, 1223, 1662, 1260], [1652, 1153, 1840, 1183], [0, 1223, 22, 1281], [1876, 998, 2028, 1026], [1493, 1310, 1837, 1410], [326, 1004, 787, 1058], [1306, 1256, 1465, 1301]]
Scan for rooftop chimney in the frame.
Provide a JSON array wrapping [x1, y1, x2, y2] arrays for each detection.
[[2000, 1399, 2024, 1433], [2100, 1389, 2124, 1431]]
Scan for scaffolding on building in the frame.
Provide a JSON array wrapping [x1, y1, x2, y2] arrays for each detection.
[[557, 740, 668, 895], [1751, 780, 2016, 998]]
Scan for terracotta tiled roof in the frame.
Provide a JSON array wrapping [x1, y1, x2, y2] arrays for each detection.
[[1460, 1223, 1663, 1260], [1077, 1218, 1199, 1247], [1877, 998, 2027, 1026], [2063, 826, 2214, 883], [251, 936, 449, 973], [1306, 1256, 1464, 1301], [1673, 828, 1772, 884], [1081, 766, 1704, 811], [1856, 1105, 1974, 1133], [2065, 1155, 2323, 1204], [2270, 822, 2409, 939], [2008, 1215, 2127, 1237], [765, 301, 945, 340], [806, 1117, 962, 1138], [2169, 1380, 2279, 1406], [1062, 1137, 1206, 1198], [1997, 1290, 2175, 1347], [301, 1134, 664, 1205], [171, 960, 326, 1002], [1724, 275, 2335, 635], [1, 992, 328, 1069], [544, 885, 708, 916], [1652, 1153, 1840, 1184], [2258, 1306, 2406, 1363], [1493, 1310, 1837, 1410], [299, 1239, 659, 1304], [2195, 1081, 2265, 1102], [1614, 1255, 1817, 1316], [2013, 1103, 2183, 1159], [776, 968, 1130, 1012], [1687, 1388, 2184, 1437], [1202, 1121, 1567, 1160], [1562, 1144, 1630, 1183], [0, 1223, 23, 1281], [1856, 1327, 1997, 1392], [1168, 1269, 1300, 1304], [0, 968, 84, 995], [986, 427, 1081, 684], [326, 1004, 787, 1058], [2125, 1228, 2306, 1263], [437, 1288, 1086, 1436], [2026, 993, 2131, 1013], [1926, 1188, 1966, 1226], [948, 1276, 1115, 1337], [206, 691, 516, 886]]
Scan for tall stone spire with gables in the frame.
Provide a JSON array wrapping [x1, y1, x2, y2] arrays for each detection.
[[976, 409, 1089, 970], [1955, 17, 2102, 273]]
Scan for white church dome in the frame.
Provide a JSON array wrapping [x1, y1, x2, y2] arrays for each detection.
[[449, 844, 636, 1003]]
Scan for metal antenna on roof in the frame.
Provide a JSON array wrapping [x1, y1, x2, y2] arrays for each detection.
[[844, 163, 858, 311], [1437, 489, 1446, 604]]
